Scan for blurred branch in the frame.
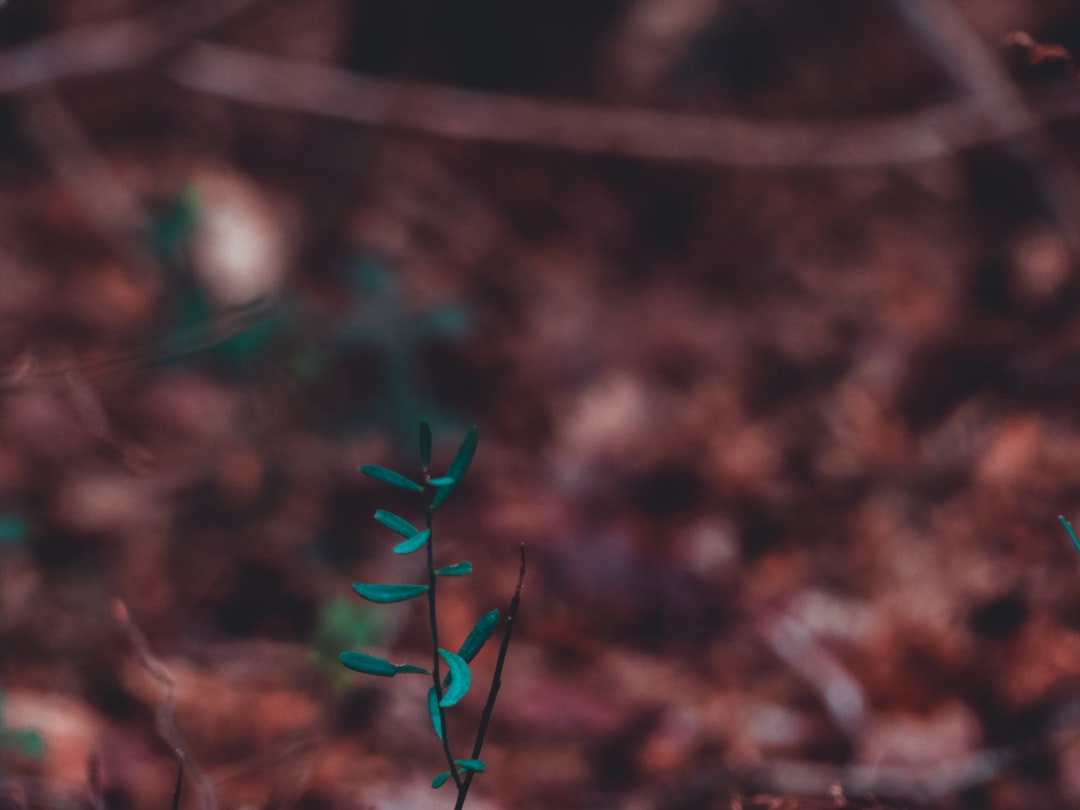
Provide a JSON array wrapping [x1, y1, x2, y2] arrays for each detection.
[[0, 296, 280, 393], [890, 0, 1080, 254], [170, 42, 1080, 170], [112, 598, 217, 810], [0, 0, 261, 92]]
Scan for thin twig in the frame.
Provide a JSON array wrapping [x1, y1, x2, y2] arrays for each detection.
[[171, 758, 183, 810], [111, 598, 216, 810], [170, 41, 1080, 170], [455, 544, 526, 810], [0, 296, 280, 394], [0, 0, 262, 93]]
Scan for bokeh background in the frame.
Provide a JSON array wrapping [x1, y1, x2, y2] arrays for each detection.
[[3, 1, 1080, 808]]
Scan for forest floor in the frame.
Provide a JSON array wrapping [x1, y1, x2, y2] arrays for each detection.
[[4, 1, 1080, 809]]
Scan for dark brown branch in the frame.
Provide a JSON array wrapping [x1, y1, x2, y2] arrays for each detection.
[[455, 544, 526, 810], [0, 0, 262, 93], [170, 42, 1080, 170]]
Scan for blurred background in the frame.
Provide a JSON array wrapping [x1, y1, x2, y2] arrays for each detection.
[[3, 0, 1080, 808]]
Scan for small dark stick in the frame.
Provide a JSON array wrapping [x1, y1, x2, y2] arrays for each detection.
[[171, 754, 184, 810], [455, 544, 526, 810]]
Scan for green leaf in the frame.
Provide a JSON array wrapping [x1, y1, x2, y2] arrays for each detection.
[[428, 686, 443, 741], [1062, 516, 1080, 555], [339, 651, 396, 676], [428, 476, 456, 487], [431, 426, 478, 508], [436, 561, 472, 576], [360, 465, 424, 492], [431, 771, 451, 789], [352, 583, 429, 603], [420, 421, 432, 468], [438, 649, 471, 707], [456, 759, 486, 774], [431, 759, 485, 790], [458, 609, 499, 662], [374, 510, 419, 539], [392, 529, 430, 554], [338, 652, 429, 677]]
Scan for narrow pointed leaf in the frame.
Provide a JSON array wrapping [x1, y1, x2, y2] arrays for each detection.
[[360, 465, 423, 492], [419, 421, 432, 468], [427, 686, 443, 741], [436, 561, 472, 576], [431, 426, 478, 508], [352, 582, 428, 603], [458, 609, 499, 662], [392, 528, 430, 554], [455, 759, 486, 774], [338, 652, 398, 677], [428, 476, 456, 487], [438, 649, 471, 706], [374, 510, 418, 539], [394, 664, 431, 675], [431, 771, 451, 789], [1062, 516, 1080, 555]]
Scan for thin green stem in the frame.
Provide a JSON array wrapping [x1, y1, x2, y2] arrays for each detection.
[[455, 544, 526, 810], [425, 484, 462, 791]]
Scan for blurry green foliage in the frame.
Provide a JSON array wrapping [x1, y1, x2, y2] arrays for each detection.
[[339, 257, 470, 444], [310, 595, 385, 692], [146, 191, 472, 441], [150, 185, 200, 261], [0, 514, 26, 547], [0, 694, 43, 761]]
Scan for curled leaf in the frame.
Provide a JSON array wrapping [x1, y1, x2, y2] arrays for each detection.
[[419, 421, 432, 468], [458, 609, 499, 662], [435, 561, 472, 576], [428, 686, 443, 741], [393, 529, 430, 554], [428, 476, 456, 487], [352, 582, 428, 603], [438, 649, 471, 707], [431, 426, 478, 508], [360, 465, 423, 492], [374, 510, 418, 539]]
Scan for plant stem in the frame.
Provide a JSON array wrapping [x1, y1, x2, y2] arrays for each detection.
[[455, 543, 526, 810], [425, 485, 462, 791]]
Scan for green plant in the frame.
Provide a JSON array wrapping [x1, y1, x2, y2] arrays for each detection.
[[341, 422, 524, 809]]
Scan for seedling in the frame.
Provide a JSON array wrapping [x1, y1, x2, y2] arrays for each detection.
[[342, 422, 524, 809]]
